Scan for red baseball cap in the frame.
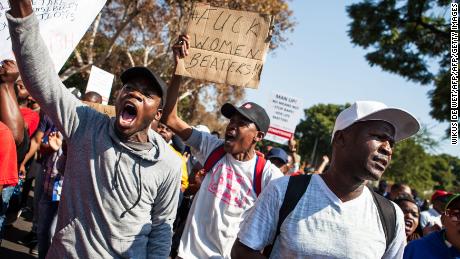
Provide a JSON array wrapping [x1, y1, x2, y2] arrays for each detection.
[[431, 190, 452, 202]]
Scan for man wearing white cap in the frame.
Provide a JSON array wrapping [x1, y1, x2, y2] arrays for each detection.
[[232, 101, 420, 259]]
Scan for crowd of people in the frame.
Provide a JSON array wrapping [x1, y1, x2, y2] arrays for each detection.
[[0, 1, 459, 259]]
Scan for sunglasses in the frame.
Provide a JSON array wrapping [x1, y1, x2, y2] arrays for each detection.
[[445, 209, 460, 221]]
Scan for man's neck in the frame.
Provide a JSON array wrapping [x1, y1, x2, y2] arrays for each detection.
[[320, 166, 366, 202], [116, 128, 149, 143], [232, 147, 256, 162], [127, 131, 149, 143]]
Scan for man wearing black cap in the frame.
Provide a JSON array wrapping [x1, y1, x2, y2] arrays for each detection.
[[161, 35, 283, 259], [6, 1, 182, 258]]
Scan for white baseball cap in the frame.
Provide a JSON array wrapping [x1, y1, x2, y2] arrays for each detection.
[[331, 101, 420, 143]]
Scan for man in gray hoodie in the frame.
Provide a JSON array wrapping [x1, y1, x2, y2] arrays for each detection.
[[6, 1, 182, 258]]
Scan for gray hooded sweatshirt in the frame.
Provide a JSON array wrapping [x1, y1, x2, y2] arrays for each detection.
[[7, 12, 182, 259]]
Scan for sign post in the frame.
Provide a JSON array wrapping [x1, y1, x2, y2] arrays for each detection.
[[265, 92, 303, 145], [86, 65, 114, 105], [175, 3, 273, 88]]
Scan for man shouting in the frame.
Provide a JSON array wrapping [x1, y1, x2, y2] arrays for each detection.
[[7, 1, 182, 258]]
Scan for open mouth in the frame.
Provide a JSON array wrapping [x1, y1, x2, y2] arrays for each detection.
[[225, 131, 236, 144], [119, 102, 138, 127], [404, 219, 413, 232]]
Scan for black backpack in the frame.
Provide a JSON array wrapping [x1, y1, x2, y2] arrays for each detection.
[[263, 174, 396, 256]]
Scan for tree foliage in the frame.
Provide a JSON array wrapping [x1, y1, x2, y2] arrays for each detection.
[[347, 0, 458, 127], [384, 137, 435, 192], [60, 0, 296, 130], [385, 136, 460, 194], [295, 103, 349, 165]]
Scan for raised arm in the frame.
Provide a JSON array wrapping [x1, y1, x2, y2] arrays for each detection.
[[19, 130, 43, 175], [7, 0, 87, 140], [161, 35, 193, 141], [315, 155, 330, 174], [0, 60, 24, 145]]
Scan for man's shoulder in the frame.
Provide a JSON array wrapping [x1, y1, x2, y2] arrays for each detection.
[[263, 175, 292, 199], [420, 210, 430, 217], [262, 159, 283, 177], [405, 231, 443, 254], [420, 209, 437, 218], [158, 139, 182, 167]]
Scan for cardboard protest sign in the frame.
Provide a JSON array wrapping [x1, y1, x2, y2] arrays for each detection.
[[175, 3, 273, 88], [0, 0, 106, 72], [265, 92, 303, 145], [86, 66, 114, 105], [83, 101, 115, 117]]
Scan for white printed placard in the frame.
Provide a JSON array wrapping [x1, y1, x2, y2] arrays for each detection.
[[265, 92, 303, 145], [85, 65, 114, 104], [0, 0, 107, 72]]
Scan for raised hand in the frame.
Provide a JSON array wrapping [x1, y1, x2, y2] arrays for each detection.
[[48, 131, 63, 152], [172, 35, 190, 66], [288, 137, 297, 152], [0, 60, 20, 84], [8, 0, 33, 18]]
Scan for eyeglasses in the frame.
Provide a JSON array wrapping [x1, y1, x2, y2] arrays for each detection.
[[445, 209, 460, 221]]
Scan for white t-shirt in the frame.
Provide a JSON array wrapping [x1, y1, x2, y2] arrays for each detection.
[[238, 175, 406, 259], [419, 207, 442, 228], [178, 130, 283, 259]]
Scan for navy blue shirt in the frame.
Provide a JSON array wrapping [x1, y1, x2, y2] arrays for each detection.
[[404, 230, 460, 259]]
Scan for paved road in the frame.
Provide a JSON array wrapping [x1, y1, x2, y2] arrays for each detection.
[[1, 181, 38, 259], [0, 208, 37, 258]]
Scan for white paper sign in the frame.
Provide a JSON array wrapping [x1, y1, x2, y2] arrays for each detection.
[[0, 0, 107, 72], [265, 92, 303, 145], [86, 65, 114, 105]]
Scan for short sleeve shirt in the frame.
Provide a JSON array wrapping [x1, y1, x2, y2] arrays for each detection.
[[178, 129, 283, 259], [0, 122, 19, 186], [20, 107, 39, 137], [238, 174, 407, 259]]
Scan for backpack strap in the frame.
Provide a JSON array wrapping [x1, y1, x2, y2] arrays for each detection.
[[203, 144, 226, 173], [263, 174, 312, 256], [369, 187, 396, 252], [253, 154, 266, 197]]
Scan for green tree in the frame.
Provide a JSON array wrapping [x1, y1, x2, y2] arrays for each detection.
[[295, 103, 349, 165], [383, 126, 460, 194], [347, 0, 458, 128], [427, 154, 457, 190], [384, 138, 434, 192], [428, 153, 460, 192]]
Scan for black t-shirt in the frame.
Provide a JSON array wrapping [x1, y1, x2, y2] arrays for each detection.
[[16, 128, 30, 166]]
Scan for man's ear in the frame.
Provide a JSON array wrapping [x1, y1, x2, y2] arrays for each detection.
[[155, 108, 163, 121], [254, 131, 265, 142], [332, 131, 346, 148], [440, 213, 447, 226]]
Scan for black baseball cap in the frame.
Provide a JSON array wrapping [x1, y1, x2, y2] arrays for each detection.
[[120, 67, 167, 100], [221, 102, 270, 134]]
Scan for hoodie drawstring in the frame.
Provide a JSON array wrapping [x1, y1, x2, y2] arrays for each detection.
[[120, 159, 143, 218], [112, 151, 122, 190]]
